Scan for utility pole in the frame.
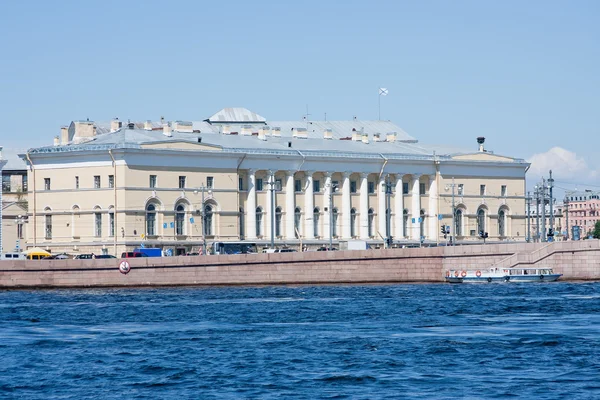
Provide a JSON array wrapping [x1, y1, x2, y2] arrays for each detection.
[[548, 170, 554, 236], [526, 192, 531, 243], [268, 171, 276, 249], [328, 182, 338, 250], [541, 178, 547, 242], [564, 194, 570, 240], [535, 185, 540, 242], [385, 175, 392, 248]]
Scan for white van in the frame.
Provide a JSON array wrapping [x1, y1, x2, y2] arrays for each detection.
[[261, 248, 297, 254], [1, 252, 26, 260]]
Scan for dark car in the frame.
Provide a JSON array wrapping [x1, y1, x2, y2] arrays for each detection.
[[95, 254, 116, 259], [317, 247, 337, 251], [121, 252, 148, 258], [73, 254, 95, 259]]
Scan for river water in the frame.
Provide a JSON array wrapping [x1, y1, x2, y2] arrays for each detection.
[[1, 282, 599, 399]]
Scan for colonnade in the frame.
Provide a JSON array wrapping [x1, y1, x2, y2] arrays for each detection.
[[244, 169, 438, 242]]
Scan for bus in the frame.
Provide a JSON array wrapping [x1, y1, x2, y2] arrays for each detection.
[[211, 242, 257, 255]]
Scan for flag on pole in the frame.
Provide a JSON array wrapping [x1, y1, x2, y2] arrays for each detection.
[[379, 87, 388, 96]]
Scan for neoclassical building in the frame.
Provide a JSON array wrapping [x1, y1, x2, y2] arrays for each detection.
[[22, 108, 529, 255]]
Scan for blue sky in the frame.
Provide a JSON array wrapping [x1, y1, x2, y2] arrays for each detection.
[[1, 0, 598, 190]]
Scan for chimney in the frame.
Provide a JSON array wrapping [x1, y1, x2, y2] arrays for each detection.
[[144, 120, 152, 130], [173, 121, 193, 133], [163, 123, 172, 137], [60, 126, 69, 144], [240, 125, 253, 136], [361, 133, 369, 144], [221, 124, 231, 135], [351, 128, 361, 141], [386, 132, 397, 142], [73, 121, 96, 140], [258, 129, 267, 141], [53, 136, 60, 146], [373, 133, 383, 142], [110, 118, 121, 132], [259, 126, 271, 138], [477, 136, 486, 152], [272, 127, 281, 137], [323, 128, 333, 140], [292, 127, 308, 139]]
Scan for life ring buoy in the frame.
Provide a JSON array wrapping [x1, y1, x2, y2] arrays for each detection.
[[487, 277, 492, 283], [454, 271, 459, 277], [540, 275, 544, 280], [476, 270, 482, 277], [460, 271, 467, 278]]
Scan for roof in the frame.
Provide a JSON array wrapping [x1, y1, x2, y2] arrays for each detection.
[[205, 107, 267, 123], [1, 148, 27, 171]]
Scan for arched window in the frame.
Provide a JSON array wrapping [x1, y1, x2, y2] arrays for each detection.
[[94, 206, 102, 237], [313, 207, 320, 237], [403, 209, 408, 238], [175, 204, 185, 235], [332, 208, 339, 237], [498, 209, 506, 237], [256, 207, 263, 237], [477, 208, 486, 234], [204, 204, 214, 236], [71, 205, 80, 238], [275, 207, 282, 237], [146, 203, 157, 236], [294, 207, 301, 238], [44, 207, 52, 239], [350, 208, 357, 238], [420, 209, 425, 239], [368, 208, 374, 237], [239, 208, 245, 239], [455, 209, 463, 236]]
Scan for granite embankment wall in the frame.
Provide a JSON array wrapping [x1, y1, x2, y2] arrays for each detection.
[[1, 241, 599, 288]]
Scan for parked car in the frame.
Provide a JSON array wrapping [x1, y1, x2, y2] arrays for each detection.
[[73, 254, 96, 259], [317, 247, 337, 251], [121, 252, 148, 258], [1, 252, 26, 260], [262, 248, 297, 253], [43, 253, 71, 260], [185, 252, 200, 256], [95, 254, 116, 259]]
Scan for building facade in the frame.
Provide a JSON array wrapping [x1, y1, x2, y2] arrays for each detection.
[[564, 190, 600, 238], [1, 148, 28, 254], [22, 108, 530, 256]]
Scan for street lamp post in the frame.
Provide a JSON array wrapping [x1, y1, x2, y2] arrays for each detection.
[[564, 195, 570, 240], [534, 185, 540, 242], [526, 191, 531, 243], [444, 177, 456, 246], [266, 171, 280, 249], [194, 185, 211, 255], [327, 181, 339, 250], [385, 175, 393, 248]]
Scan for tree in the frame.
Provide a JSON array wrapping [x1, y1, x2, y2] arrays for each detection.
[[593, 221, 600, 239]]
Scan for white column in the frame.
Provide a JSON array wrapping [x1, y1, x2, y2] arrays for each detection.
[[428, 173, 438, 241], [285, 171, 295, 240], [394, 174, 404, 239], [378, 175, 386, 239], [341, 171, 352, 239], [265, 171, 274, 240], [246, 169, 256, 239], [304, 171, 315, 239], [323, 172, 332, 240], [411, 174, 422, 240], [359, 173, 369, 239]]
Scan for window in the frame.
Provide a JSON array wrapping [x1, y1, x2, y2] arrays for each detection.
[[294, 207, 301, 238], [75, 176, 79, 189], [294, 179, 302, 192], [150, 175, 157, 188], [108, 175, 114, 188], [94, 176, 101, 189], [44, 178, 51, 190], [313, 208, 320, 237], [480, 185, 486, 196], [501, 185, 507, 197], [256, 207, 263, 236], [239, 177, 244, 191], [109, 212, 115, 237], [350, 180, 357, 193], [94, 212, 102, 237], [332, 208, 338, 237], [275, 179, 282, 191], [146, 204, 157, 236], [256, 178, 264, 191], [403, 209, 408, 237], [368, 182, 375, 194], [420, 183, 426, 195], [17, 221, 24, 239], [368, 208, 375, 237], [204, 204, 213, 236], [313, 180, 320, 193], [455, 209, 463, 236], [275, 207, 282, 237], [175, 204, 185, 235], [458, 184, 464, 196], [45, 214, 52, 239], [477, 208, 486, 234], [350, 208, 357, 237], [2, 175, 10, 192], [179, 176, 186, 189], [207, 177, 214, 189], [22, 175, 28, 192], [403, 182, 409, 195]]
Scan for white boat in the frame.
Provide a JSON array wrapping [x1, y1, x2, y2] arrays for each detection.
[[445, 267, 562, 283]]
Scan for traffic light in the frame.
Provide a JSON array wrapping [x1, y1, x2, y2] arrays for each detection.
[[386, 236, 393, 247], [547, 228, 554, 237], [441, 225, 447, 239]]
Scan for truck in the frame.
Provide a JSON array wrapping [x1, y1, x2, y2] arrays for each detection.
[[133, 248, 163, 257], [338, 240, 369, 251]]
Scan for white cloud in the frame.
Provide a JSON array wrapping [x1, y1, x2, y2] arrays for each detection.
[[527, 147, 598, 183]]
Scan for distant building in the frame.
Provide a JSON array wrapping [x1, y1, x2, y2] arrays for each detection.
[[527, 198, 564, 241], [564, 190, 600, 238], [1, 148, 28, 253], [21, 108, 530, 255]]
